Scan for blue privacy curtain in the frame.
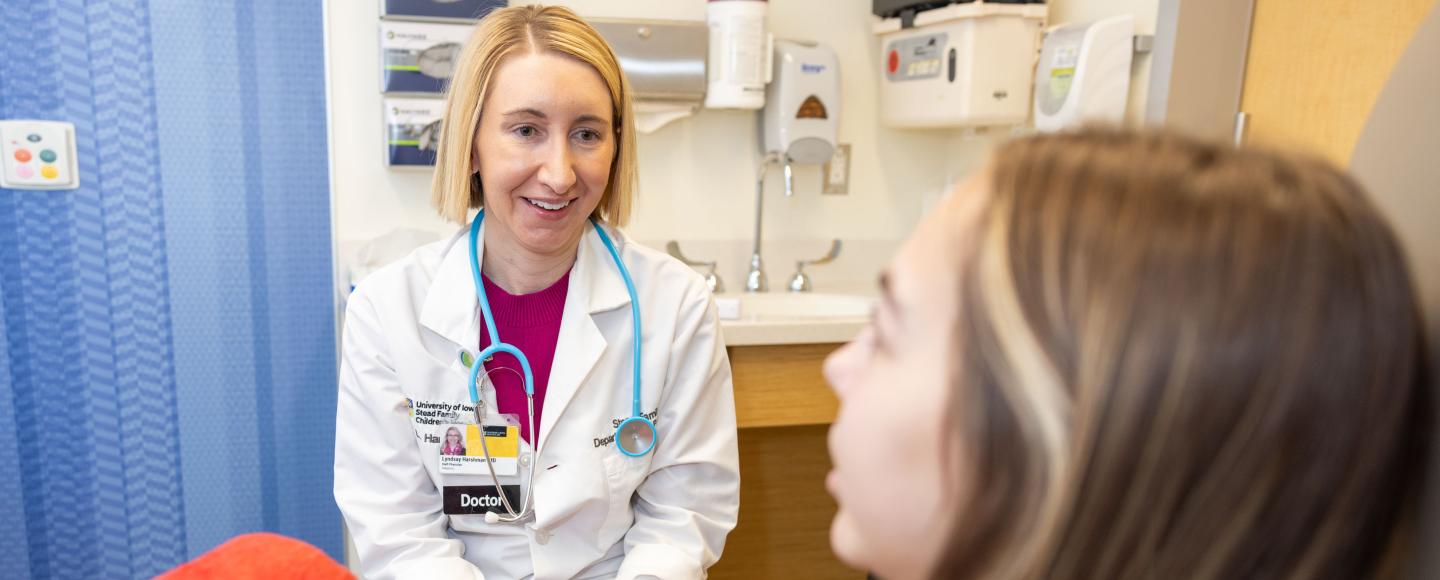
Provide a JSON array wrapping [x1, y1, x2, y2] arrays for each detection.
[[0, 0, 339, 577]]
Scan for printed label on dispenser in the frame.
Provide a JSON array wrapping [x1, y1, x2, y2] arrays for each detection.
[[1047, 45, 1081, 100]]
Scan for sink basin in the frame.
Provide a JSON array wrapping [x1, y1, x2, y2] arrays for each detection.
[[714, 293, 874, 346], [714, 293, 874, 322]]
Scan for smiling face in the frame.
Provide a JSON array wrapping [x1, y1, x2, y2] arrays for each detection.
[[446, 428, 462, 445], [472, 51, 616, 260], [822, 174, 989, 579]]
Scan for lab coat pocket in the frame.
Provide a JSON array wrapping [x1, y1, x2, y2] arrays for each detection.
[[599, 450, 653, 542]]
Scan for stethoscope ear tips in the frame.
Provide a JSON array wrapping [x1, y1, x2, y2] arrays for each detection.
[[485, 512, 501, 524]]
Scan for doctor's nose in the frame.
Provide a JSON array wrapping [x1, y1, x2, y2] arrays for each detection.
[[536, 142, 577, 195]]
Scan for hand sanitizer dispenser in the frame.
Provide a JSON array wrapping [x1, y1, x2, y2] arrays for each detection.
[[763, 40, 840, 167], [1034, 15, 1134, 131]]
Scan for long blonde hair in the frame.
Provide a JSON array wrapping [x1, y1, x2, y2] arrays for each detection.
[[938, 130, 1431, 579], [430, 5, 637, 226]]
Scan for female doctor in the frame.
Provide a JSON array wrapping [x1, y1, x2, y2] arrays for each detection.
[[334, 6, 740, 579]]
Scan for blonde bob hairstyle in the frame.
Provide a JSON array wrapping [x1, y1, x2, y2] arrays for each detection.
[[430, 4, 637, 226]]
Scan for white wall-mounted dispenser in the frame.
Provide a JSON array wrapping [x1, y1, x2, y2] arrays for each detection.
[[705, 0, 773, 110], [749, 39, 839, 293], [1034, 14, 1134, 131], [590, 18, 709, 133], [763, 39, 840, 167], [874, 1, 1047, 128]]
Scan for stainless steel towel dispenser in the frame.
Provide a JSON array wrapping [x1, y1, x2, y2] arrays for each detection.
[[589, 18, 708, 131]]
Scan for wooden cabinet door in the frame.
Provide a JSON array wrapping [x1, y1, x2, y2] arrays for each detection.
[[1239, 0, 1437, 163]]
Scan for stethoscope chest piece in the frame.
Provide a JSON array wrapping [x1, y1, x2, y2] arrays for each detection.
[[615, 416, 657, 457]]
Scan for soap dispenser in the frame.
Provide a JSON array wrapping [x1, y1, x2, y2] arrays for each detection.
[[748, 39, 840, 293], [762, 39, 840, 196]]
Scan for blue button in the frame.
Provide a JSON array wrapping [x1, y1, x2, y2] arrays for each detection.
[[26, 134, 41, 143], [39, 149, 56, 163]]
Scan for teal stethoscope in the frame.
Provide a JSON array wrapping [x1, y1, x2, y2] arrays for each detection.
[[464, 210, 656, 524]]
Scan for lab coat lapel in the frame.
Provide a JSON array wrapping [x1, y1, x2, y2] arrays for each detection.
[[538, 224, 631, 452], [418, 228, 480, 354]]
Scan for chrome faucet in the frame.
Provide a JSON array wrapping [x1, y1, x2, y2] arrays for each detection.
[[748, 152, 790, 292], [788, 239, 842, 292], [666, 241, 724, 294]]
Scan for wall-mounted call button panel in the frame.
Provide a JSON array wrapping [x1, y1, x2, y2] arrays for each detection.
[[1, 120, 79, 191]]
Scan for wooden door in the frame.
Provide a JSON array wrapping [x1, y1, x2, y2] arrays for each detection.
[[1239, 0, 1437, 163]]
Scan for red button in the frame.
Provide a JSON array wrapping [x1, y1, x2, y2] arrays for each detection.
[[14, 149, 31, 163], [888, 50, 899, 75]]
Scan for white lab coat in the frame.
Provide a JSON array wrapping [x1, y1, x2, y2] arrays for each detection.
[[334, 222, 740, 580]]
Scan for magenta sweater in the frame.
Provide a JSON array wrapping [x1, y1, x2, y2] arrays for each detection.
[[478, 271, 570, 445]]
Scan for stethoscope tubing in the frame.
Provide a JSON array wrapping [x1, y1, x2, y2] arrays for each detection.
[[464, 211, 656, 523], [590, 218, 643, 420], [589, 218, 656, 458]]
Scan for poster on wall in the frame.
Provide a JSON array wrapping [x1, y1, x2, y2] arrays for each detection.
[[382, 21, 474, 94], [382, 0, 504, 21], [384, 97, 445, 167]]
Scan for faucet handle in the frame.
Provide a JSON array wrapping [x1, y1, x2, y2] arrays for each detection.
[[666, 241, 724, 294], [788, 239, 842, 293]]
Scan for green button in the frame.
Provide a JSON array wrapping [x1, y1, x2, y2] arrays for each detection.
[[39, 149, 57, 163]]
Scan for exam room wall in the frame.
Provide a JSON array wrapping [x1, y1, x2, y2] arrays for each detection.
[[326, 0, 1158, 293]]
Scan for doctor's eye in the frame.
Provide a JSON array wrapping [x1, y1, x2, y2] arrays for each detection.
[[572, 128, 604, 146], [511, 124, 542, 140]]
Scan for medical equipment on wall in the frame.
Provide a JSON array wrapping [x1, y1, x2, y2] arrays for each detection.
[[0, 120, 79, 191], [763, 40, 840, 171], [705, 0, 773, 110], [464, 211, 655, 523], [874, 1, 1047, 128], [381, 21, 472, 94], [1034, 15, 1134, 131], [382, 0, 502, 21], [383, 97, 444, 167], [590, 18, 709, 133]]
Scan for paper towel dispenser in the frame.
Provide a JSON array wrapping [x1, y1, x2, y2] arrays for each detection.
[[589, 18, 708, 132]]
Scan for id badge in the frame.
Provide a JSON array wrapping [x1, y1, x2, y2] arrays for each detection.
[[438, 414, 519, 477]]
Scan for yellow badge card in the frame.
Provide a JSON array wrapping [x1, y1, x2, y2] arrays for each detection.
[[468, 424, 518, 458]]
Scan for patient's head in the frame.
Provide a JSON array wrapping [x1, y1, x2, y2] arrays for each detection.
[[824, 130, 1432, 579]]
